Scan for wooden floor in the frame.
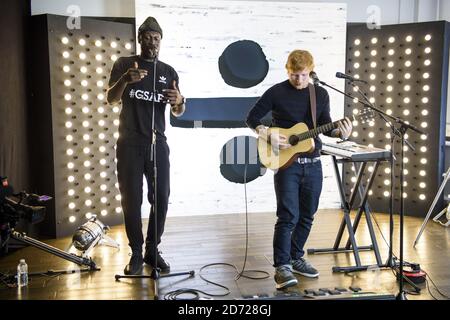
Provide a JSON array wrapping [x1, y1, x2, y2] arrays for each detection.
[[1, 209, 449, 300]]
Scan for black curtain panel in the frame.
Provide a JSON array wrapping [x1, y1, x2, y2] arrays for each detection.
[[0, 0, 31, 192]]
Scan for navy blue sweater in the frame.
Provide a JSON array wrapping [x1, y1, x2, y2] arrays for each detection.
[[246, 80, 334, 158]]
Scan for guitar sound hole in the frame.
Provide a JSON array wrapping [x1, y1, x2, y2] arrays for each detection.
[[289, 135, 299, 146]]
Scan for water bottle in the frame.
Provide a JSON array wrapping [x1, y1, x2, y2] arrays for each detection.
[[17, 259, 28, 287]]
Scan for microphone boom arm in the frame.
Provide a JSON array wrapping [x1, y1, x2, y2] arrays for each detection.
[[317, 79, 425, 137]]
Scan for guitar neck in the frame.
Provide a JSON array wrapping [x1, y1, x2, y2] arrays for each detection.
[[297, 115, 355, 141]]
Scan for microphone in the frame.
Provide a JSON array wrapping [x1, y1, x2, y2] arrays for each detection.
[[309, 71, 321, 85], [335, 72, 368, 84]]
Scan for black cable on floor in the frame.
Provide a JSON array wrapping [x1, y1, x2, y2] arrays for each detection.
[[235, 164, 270, 281], [164, 163, 269, 300], [235, 164, 250, 281], [424, 271, 450, 300], [0, 272, 16, 288]]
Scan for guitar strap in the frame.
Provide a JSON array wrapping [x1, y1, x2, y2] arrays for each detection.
[[308, 83, 317, 129]]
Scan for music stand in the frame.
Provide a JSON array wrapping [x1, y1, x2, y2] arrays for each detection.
[[114, 59, 194, 300]]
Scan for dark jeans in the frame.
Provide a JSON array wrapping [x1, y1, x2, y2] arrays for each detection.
[[116, 140, 170, 254], [273, 161, 323, 267]]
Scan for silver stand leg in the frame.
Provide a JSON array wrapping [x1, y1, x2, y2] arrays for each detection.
[[432, 204, 450, 227], [98, 235, 120, 249], [413, 166, 450, 247]]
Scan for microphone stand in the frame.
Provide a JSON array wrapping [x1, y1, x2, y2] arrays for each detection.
[[349, 84, 423, 298], [349, 83, 398, 272], [315, 78, 425, 300], [150, 56, 161, 298], [115, 57, 194, 300]]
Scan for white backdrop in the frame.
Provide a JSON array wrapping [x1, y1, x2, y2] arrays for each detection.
[[135, 0, 348, 217]]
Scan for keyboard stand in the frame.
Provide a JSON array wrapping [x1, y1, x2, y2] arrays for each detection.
[[307, 155, 387, 273]]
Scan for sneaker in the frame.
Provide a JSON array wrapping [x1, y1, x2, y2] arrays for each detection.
[[292, 258, 319, 278], [124, 253, 143, 275], [144, 250, 170, 273], [274, 265, 298, 290]]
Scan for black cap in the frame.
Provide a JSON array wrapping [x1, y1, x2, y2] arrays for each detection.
[[138, 16, 163, 38]]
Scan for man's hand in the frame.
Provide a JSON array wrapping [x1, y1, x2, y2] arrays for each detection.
[[269, 132, 291, 151], [166, 80, 185, 117], [163, 80, 183, 106], [122, 61, 148, 84], [337, 117, 353, 140], [256, 126, 291, 152]]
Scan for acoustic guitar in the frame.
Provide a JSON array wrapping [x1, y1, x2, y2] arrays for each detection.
[[257, 108, 375, 170]]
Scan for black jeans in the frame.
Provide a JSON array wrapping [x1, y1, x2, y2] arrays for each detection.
[[116, 140, 170, 254], [273, 160, 323, 267]]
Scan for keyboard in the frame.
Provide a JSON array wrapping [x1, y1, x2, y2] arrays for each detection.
[[321, 141, 391, 161]]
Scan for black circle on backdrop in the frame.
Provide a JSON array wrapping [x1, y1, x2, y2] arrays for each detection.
[[218, 40, 269, 88]]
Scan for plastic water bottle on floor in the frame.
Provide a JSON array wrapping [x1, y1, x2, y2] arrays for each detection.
[[17, 259, 28, 287]]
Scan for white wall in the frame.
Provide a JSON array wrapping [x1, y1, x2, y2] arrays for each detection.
[[31, 0, 447, 23], [440, 0, 450, 22]]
